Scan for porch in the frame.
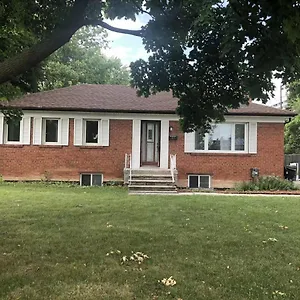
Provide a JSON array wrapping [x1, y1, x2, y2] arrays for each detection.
[[124, 153, 178, 194]]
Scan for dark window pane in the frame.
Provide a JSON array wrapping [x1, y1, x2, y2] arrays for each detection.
[[195, 130, 205, 150], [81, 174, 91, 186], [92, 174, 102, 186], [235, 124, 245, 151], [200, 176, 210, 188], [7, 120, 20, 142], [189, 175, 199, 188], [45, 119, 58, 142], [148, 129, 153, 141], [86, 121, 98, 143]]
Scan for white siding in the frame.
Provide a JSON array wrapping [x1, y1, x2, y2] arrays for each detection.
[[101, 119, 109, 146], [22, 116, 31, 145], [160, 119, 169, 168], [61, 118, 69, 146], [74, 118, 83, 146], [0, 115, 4, 144], [248, 122, 258, 154], [132, 119, 141, 168], [33, 117, 42, 145], [184, 132, 195, 152]]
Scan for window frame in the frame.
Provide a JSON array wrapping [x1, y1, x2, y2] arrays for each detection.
[[193, 123, 248, 153], [42, 118, 61, 145], [83, 119, 102, 146], [188, 174, 211, 189], [80, 173, 103, 186], [4, 118, 23, 144]]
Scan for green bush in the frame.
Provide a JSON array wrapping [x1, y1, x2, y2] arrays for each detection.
[[236, 176, 297, 191]]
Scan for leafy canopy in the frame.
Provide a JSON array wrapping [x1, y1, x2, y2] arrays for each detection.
[[41, 26, 130, 91], [0, 0, 300, 131], [285, 80, 300, 154]]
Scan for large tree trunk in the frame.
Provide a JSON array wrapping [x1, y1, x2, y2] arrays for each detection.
[[0, 0, 89, 85]]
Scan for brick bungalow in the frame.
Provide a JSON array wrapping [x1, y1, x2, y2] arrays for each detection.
[[0, 84, 295, 189]]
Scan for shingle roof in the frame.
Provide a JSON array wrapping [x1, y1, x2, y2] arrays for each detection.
[[1, 84, 295, 117]]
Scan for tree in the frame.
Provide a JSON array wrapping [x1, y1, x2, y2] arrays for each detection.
[[285, 80, 300, 153], [40, 27, 130, 90], [1, 0, 300, 131]]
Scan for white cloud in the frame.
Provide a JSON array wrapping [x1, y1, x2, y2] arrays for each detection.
[[103, 44, 149, 66], [102, 16, 150, 65]]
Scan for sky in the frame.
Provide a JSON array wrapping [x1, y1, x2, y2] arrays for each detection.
[[103, 15, 150, 66], [103, 15, 286, 108]]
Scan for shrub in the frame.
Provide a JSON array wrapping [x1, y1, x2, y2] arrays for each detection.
[[236, 176, 297, 191]]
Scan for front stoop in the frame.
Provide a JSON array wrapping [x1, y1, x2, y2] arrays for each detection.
[[128, 169, 177, 194]]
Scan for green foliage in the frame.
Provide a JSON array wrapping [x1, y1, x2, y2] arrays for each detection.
[[285, 115, 300, 154], [2, 108, 23, 123], [287, 80, 300, 113], [40, 27, 130, 90], [236, 176, 297, 191], [131, 0, 300, 131], [0, 83, 22, 101], [1, 0, 300, 131], [285, 80, 300, 154]]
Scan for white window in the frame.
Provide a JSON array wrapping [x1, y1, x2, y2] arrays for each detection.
[[74, 118, 109, 147], [4, 119, 22, 143], [80, 173, 103, 186], [187, 123, 248, 153], [188, 175, 211, 189], [84, 120, 101, 145], [42, 118, 60, 144]]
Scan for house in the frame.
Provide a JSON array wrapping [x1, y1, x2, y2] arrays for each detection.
[[0, 84, 295, 190]]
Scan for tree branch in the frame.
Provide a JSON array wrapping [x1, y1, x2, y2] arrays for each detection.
[[85, 19, 144, 37], [130, 1, 154, 18], [0, 0, 89, 85]]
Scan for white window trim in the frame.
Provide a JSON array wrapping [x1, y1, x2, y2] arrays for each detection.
[[188, 174, 211, 189], [42, 118, 61, 145], [80, 173, 103, 186], [83, 119, 102, 146], [3, 119, 24, 145], [190, 122, 248, 154]]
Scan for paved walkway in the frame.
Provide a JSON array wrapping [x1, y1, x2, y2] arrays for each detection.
[[130, 191, 300, 197]]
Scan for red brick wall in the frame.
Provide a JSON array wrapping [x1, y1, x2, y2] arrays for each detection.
[[0, 119, 132, 182], [169, 121, 284, 188], [0, 118, 285, 187]]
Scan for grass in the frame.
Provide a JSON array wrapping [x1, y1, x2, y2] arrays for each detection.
[[1, 183, 300, 300]]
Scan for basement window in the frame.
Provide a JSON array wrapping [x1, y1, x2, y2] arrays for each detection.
[[188, 175, 211, 189], [80, 173, 103, 186]]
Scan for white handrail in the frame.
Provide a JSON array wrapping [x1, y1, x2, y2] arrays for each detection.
[[170, 154, 177, 183], [125, 153, 132, 183], [129, 153, 132, 183], [125, 153, 128, 168]]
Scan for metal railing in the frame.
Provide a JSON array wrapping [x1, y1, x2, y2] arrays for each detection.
[[125, 153, 132, 183], [170, 154, 177, 183]]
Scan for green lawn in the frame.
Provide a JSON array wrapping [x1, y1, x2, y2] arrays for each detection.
[[1, 183, 300, 300]]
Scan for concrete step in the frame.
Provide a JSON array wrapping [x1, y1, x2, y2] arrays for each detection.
[[130, 169, 171, 176], [129, 179, 173, 183], [129, 185, 177, 193], [129, 190, 178, 195], [130, 176, 173, 182], [129, 184, 177, 189], [127, 168, 177, 194]]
